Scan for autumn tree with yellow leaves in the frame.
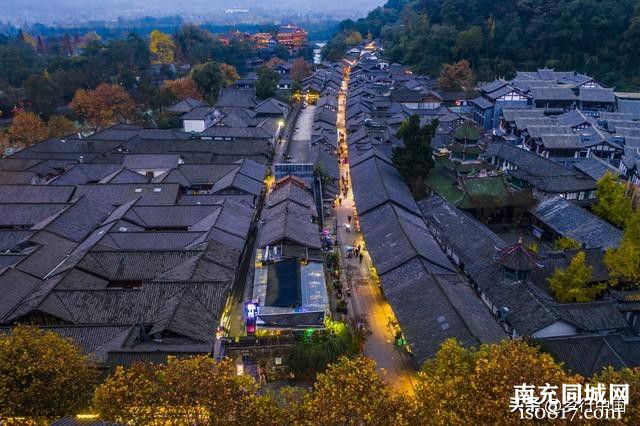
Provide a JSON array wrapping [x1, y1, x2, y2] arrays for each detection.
[[413, 339, 582, 425], [149, 30, 176, 64], [299, 356, 412, 426], [70, 83, 136, 130], [593, 366, 640, 425], [220, 63, 241, 87], [7, 110, 48, 147], [593, 171, 633, 228], [605, 210, 640, 288], [549, 251, 605, 303], [0, 326, 97, 422], [94, 356, 277, 426]]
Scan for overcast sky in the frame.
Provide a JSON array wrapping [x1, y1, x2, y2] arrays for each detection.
[[0, 0, 385, 25]]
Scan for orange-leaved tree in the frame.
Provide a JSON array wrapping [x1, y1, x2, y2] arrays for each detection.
[[70, 83, 136, 130], [291, 58, 311, 81], [437, 60, 476, 91], [161, 77, 204, 101], [7, 110, 48, 147]]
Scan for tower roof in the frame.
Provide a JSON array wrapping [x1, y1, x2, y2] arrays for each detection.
[[495, 239, 543, 271]]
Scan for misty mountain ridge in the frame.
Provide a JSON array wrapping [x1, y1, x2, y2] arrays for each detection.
[[0, 0, 385, 25]]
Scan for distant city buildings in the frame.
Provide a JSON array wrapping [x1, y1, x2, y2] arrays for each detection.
[[252, 25, 308, 52]]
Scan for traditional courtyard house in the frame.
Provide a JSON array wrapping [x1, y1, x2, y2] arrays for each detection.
[[233, 73, 258, 89], [472, 69, 614, 130], [528, 195, 622, 249], [419, 195, 630, 343], [482, 142, 597, 205], [251, 176, 327, 330], [500, 109, 624, 165], [471, 80, 531, 130], [276, 75, 294, 91], [181, 106, 220, 133], [166, 97, 208, 115], [390, 86, 442, 110]]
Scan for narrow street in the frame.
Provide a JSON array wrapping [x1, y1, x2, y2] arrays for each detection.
[[289, 104, 315, 163], [272, 104, 315, 166], [335, 67, 417, 394]]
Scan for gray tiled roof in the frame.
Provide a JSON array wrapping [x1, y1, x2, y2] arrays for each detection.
[[529, 195, 622, 249], [350, 152, 420, 216], [483, 143, 597, 193], [0, 185, 75, 203], [539, 334, 640, 376]]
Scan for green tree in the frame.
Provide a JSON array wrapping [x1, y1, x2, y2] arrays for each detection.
[[288, 319, 361, 381], [0, 326, 97, 421], [605, 211, 640, 288], [553, 237, 582, 251], [453, 26, 483, 62], [174, 25, 215, 65], [549, 251, 604, 303], [191, 61, 223, 103], [592, 172, 633, 227], [47, 115, 76, 138], [392, 114, 437, 196], [256, 65, 279, 99], [24, 71, 60, 118]]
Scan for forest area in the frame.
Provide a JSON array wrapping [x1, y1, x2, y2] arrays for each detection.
[[324, 0, 640, 90]]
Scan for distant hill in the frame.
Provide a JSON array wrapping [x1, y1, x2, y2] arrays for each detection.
[[325, 0, 640, 90], [1, 0, 386, 25]]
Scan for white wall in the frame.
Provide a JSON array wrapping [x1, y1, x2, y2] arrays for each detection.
[[183, 119, 206, 133]]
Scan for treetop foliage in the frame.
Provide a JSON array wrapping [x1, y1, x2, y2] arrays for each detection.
[[326, 0, 640, 90], [0, 326, 97, 421], [392, 114, 437, 196], [3, 329, 640, 424]]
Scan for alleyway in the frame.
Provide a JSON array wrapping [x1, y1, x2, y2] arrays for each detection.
[[335, 67, 417, 394]]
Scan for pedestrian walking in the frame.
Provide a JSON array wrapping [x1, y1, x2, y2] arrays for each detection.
[[338, 197, 342, 206], [359, 252, 363, 263], [347, 215, 352, 223]]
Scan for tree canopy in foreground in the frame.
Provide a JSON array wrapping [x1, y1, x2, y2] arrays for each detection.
[[0, 326, 97, 421], [3, 329, 640, 424]]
